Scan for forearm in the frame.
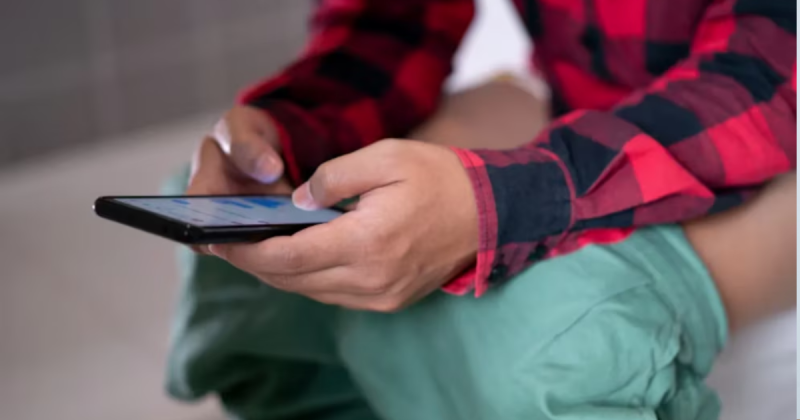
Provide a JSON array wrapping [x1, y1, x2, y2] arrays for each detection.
[[445, 1, 796, 293], [418, 80, 796, 325], [239, 0, 474, 184]]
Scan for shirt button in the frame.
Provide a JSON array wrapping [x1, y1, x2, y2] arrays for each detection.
[[528, 243, 548, 262], [489, 264, 508, 283]]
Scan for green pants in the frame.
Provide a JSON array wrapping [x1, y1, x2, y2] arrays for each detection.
[[163, 169, 728, 420]]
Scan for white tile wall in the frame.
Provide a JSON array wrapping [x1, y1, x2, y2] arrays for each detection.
[[0, 0, 309, 166]]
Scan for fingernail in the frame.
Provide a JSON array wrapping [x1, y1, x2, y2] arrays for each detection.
[[292, 183, 319, 210], [253, 154, 282, 184]]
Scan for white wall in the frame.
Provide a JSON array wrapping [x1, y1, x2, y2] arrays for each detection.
[[447, 0, 531, 91]]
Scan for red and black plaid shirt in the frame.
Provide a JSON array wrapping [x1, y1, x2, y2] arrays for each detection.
[[240, 0, 796, 296]]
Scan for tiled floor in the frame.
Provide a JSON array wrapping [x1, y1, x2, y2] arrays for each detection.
[[0, 114, 223, 420]]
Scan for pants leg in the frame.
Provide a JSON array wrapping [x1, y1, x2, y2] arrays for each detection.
[[163, 167, 378, 420], [335, 226, 728, 420]]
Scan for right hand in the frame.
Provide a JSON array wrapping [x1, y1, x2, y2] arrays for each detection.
[[187, 105, 292, 253]]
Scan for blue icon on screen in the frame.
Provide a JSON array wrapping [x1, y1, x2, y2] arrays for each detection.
[[172, 199, 189, 205], [211, 199, 253, 209], [244, 198, 285, 209]]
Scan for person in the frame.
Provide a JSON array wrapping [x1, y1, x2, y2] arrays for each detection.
[[167, 0, 796, 418], [165, 77, 795, 419], [190, 0, 796, 310]]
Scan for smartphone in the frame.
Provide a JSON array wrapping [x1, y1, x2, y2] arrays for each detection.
[[94, 195, 344, 245]]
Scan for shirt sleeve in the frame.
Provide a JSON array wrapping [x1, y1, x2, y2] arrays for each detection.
[[446, 0, 796, 296], [237, 0, 475, 185]]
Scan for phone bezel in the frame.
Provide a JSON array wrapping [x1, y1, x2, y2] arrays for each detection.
[[93, 195, 340, 245]]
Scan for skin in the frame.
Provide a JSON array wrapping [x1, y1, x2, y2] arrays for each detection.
[[684, 173, 796, 332], [186, 108, 292, 254], [190, 79, 796, 323], [212, 139, 478, 311]]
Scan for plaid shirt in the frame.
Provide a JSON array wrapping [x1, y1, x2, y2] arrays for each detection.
[[240, 0, 796, 296]]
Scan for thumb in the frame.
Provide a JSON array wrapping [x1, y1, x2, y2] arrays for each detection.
[[292, 147, 396, 210], [213, 111, 284, 184]]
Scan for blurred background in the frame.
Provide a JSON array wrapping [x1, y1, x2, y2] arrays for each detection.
[[0, 0, 312, 417], [0, 0, 308, 165], [0, 1, 794, 420], [0, 1, 529, 419]]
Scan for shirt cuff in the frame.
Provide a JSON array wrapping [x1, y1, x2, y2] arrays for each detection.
[[442, 148, 498, 297], [237, 77, 330, 185], [238, 98, 324, 186], [442, 146, 573, 297]]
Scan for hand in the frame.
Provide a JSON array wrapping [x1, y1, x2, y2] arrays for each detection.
[[210, 140, 479, 312], [187, 105, 292, 253]]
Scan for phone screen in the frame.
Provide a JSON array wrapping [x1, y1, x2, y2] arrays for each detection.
[[113, 196, 342, 227]]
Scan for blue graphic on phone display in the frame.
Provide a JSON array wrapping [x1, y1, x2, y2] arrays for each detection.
[[211, 198, 253, 209], [116, 196, 340, 227], [243, 198, 284, 208]]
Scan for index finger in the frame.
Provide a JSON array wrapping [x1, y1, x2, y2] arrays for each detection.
[[216, 108, 284, 184], [211, 212, 361, 276], [186, 137, 230, 196]]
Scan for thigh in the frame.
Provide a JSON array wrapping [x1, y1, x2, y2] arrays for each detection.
[[336, 226, 727, 420], [410, 77, 550, 149]]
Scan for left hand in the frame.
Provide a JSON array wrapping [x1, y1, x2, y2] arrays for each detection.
[[210, 139, 479, 312]]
